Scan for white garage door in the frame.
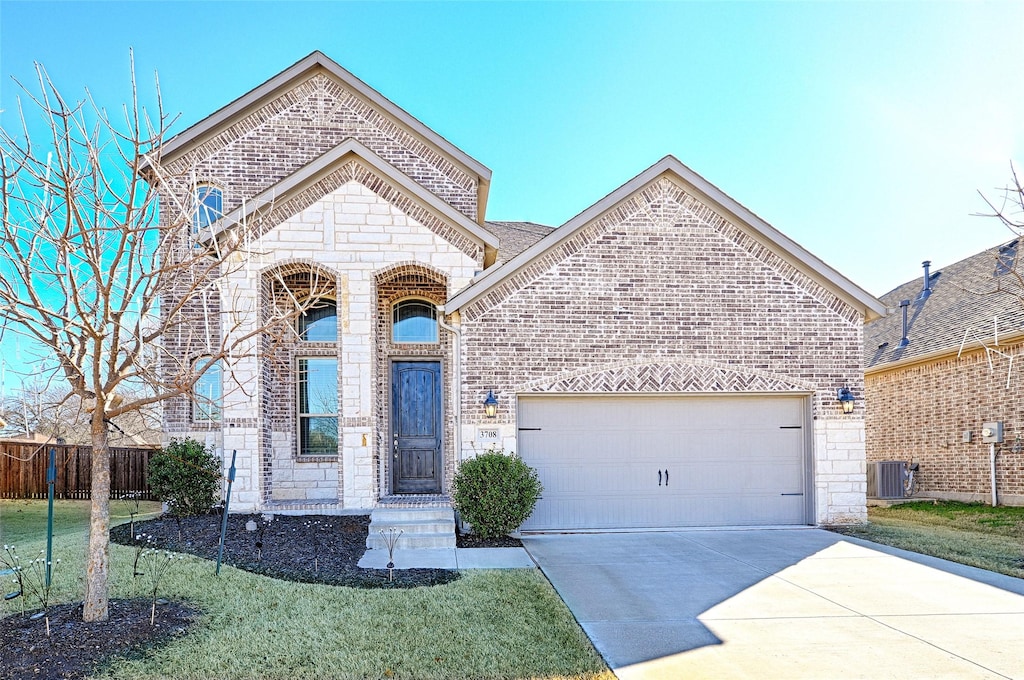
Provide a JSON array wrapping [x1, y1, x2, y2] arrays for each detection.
[[518, 395, 809, 530]]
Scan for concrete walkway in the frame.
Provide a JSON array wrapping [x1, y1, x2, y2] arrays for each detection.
[[357, 546, 533, 569], [522, 529, 1024, 679]]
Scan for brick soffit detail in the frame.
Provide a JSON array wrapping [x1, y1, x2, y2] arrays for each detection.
[[461, 175, 864, 326]]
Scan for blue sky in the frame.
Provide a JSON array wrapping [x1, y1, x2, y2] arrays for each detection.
[[0, 1, 1022, 385]]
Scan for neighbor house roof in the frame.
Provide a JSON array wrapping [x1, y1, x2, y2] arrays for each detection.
[[483, 221, 554, 262], [142, 51, 492, 221], [864, 240, 1024, 372], [448, 155, 886, 322]]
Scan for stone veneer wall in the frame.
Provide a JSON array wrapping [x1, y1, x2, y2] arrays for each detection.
[[159, 66, 481, 449], [459, 177, 868, 525], [866, 341, 1024, 505], [211, 179, 478, 512]]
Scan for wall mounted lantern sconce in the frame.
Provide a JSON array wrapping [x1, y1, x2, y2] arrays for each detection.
[[837, 387, 855, 414], [483, 390, 498, 418]]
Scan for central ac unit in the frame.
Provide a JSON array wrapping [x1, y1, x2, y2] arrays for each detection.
[[867, 461, 905, 499]]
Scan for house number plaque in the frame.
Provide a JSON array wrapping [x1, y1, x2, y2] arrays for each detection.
[[476, 427, 500, 443]]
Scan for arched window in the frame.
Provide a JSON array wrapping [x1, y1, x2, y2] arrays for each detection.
[[192, 359, 222, 422], [392, 299, 438, 343], [194, 184, 223, 232], [298, 299, 337, 342]]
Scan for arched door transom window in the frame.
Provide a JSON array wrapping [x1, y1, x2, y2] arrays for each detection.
[[392, 299, 438, 343]]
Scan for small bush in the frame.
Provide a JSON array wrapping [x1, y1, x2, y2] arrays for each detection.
[[452, 450, 542, 539], [148, 438, 221, 517]]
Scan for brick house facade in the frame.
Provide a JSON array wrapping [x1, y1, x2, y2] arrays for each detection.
[[151, 52, 884, 527], [865, 245, 1024, 506]]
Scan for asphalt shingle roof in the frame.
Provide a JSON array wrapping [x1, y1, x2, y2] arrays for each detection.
[[864, 239, 1024, 370], [483, 221, 555, 262]]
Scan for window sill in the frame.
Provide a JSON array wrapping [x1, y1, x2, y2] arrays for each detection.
[[295, 455, 339, 463]]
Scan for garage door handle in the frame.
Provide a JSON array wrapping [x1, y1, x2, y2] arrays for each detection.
[[781, 493, 804, 496], [664, 469, 669, 486], [658, 470, 662, 486]]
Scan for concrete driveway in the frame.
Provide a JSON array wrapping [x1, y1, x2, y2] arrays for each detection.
[[521, 529, 1024, 679]]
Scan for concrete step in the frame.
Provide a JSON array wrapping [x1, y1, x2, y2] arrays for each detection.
[[368, 508, 454, 523], [369, 518, 455, 535], [366, 505, 456, 550], [367, 531, 455, 550]]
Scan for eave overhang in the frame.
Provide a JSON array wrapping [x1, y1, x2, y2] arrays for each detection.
[[865, 329, 1024, 376]]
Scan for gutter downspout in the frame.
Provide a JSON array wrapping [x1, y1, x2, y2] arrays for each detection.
[[990, 443, 998, 507], [436, 305, 461, 464]]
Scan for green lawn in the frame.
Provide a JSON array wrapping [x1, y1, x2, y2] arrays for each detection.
[[1, 498, 162, 545], [1, 501, 612, 680], [832, 501, 1024, 579]]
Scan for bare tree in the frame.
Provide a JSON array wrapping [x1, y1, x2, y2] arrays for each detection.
[[0, 57, 319, 621], [0, 382, 160, 445], [973, 163, 1024, 298]]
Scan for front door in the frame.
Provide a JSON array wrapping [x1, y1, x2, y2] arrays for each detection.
[[391, 361, 443, 494]]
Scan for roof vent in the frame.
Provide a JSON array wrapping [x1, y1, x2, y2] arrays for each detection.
[[995, 240, 1018, 276], [917, 261, 932, 301], [899, 299, 910, 347]]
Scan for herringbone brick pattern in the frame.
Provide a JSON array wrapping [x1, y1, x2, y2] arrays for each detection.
[[523, 360, 808, 394]]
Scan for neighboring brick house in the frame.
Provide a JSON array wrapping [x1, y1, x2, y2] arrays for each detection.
[[865, 243, 1024, 506], [149, 52, 885, 528]]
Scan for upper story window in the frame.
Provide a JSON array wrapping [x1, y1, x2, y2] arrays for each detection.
[[392, 299, 438, 343], [194, 185, 223, 233], [298, 299, 338, 342], [192, 358, 222, 423]]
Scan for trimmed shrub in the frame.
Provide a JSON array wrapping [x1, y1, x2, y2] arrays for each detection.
[[148, 438, 221, 516], [452, 450, 543, 539]]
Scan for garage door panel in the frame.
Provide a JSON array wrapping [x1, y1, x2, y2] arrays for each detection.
[[519, 395, 808, 530]]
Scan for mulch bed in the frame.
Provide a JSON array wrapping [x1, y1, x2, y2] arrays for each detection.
[[3, 513, 521, 678], [0, 599, 198, 680], [110, 513, 461, 589], [456, 531, 523, 548]]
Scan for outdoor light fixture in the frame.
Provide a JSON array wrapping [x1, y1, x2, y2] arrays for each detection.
[[837, 388, 855, 414], [483, 390, 498, 418]]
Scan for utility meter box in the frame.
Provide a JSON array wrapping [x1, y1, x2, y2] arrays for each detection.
[[982, 421, 1004, 444]]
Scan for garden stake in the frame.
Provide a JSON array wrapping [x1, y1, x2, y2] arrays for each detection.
[[45, 448, 55, 587], [215, 449, 237, 575], [379, 528, 403, 582]]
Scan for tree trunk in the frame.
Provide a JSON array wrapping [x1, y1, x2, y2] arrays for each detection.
[[82, 410, 110, 622]]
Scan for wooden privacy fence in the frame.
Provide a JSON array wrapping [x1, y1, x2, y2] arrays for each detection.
[[0, 443, 158, 500]]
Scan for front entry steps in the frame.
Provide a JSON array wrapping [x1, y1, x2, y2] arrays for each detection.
[[366, 506, 456, 550]]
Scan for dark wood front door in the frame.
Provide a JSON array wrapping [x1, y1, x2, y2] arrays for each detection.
[[391, 361, 443, 494]]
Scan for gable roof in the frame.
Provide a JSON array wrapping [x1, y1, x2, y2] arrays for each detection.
[[142, 51, 492, 214], [205, 138, 498, 251], [448, 155, 886, 322], [483, 221, 554, 262], [864, 240, 1024, 372]]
